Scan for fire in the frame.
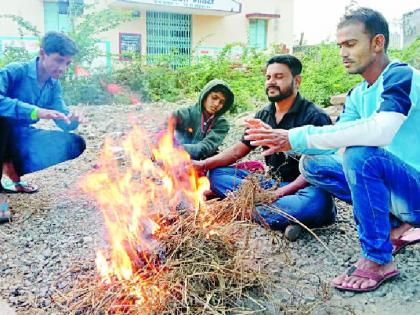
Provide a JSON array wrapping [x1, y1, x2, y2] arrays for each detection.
[[80, 123, 210, 301]]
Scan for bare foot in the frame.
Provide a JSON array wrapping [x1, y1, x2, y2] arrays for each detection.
[[332, 257, 398, 290], [391, 223, 413, 241], [3, 161, 20, 182]]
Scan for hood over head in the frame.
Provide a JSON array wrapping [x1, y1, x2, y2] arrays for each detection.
[[197, 79, 234, 116]]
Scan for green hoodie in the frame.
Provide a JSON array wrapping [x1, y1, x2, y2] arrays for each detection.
[[172, 79, 234, 160]]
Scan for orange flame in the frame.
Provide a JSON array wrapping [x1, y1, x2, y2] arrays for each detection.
[[80, 124, 209, 298]]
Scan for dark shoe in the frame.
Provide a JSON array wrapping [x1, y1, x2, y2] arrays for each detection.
[[284, 224, 302, 241]]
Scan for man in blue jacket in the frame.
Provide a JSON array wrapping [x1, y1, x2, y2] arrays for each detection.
[[244, 8, 419, 292], [0, 32, 85, 222]]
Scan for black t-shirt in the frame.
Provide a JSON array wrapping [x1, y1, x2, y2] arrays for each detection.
[[241, 93, 332, 182]]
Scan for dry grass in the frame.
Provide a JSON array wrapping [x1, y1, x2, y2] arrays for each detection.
[[54, 175, 349, 314], [54, 176, 277, 314]]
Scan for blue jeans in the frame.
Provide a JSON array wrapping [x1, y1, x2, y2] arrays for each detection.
[[6, 125, 86, 176], [209, 167, 336, 230], [300, 147, 420, 265]]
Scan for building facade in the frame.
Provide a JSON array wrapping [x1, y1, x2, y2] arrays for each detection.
[[402, 8, 420, 47], [389, 18, 403, 50], [0, 0, 294, 68]]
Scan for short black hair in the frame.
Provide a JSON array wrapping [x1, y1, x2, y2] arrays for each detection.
[[266, 54, 302, 76], [338, 7, 389, 51], [41, 31, 78, 56]]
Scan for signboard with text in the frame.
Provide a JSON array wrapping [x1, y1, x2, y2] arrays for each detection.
[[119, 33, 141, 60], [124, 0, 240, 12]]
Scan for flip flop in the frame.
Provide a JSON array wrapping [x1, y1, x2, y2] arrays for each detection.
[[332, 265, 400, 292], [392, 228, 420, 255], [0, 201, 11, 224], [1, 178, 38, 194]]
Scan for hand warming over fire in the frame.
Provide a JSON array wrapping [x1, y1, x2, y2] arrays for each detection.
[[244, 127, 291, 156], [243, 118, 271, 130], [36, 108, 71, 124], [66, 109, 86, 124], [191, 159, 206, 173]]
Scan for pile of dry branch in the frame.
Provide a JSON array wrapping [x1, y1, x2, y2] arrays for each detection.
[[55, 177, 281, 314]]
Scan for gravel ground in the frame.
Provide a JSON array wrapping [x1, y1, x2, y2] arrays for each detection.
[[0, 102, 419, 314]]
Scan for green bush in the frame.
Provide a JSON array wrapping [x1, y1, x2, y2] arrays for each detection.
[[116, 44, 269, 113], [0, 46, 32, 68], [61, 74, 110, 105], [61, 72, 135, 105], [297, 44, 362, 106], [115, 43, 370, 111], [115, 56, 178, 102], [389, 36, 420, 68]]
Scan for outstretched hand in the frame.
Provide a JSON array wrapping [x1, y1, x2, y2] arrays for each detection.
[[66, 109, 86, 124], [243, 118, 271, 130], [36, 108, 71, 124], [244, 127, 291, 155]]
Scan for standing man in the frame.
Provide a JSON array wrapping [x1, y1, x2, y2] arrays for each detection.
[[0, 31, 85, 223], [193, 55, 335, 240], [245, 8, 420, 292]]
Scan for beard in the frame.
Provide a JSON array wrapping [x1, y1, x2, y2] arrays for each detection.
[[266, 82, 294, 102], [348, 63, 370, 75]]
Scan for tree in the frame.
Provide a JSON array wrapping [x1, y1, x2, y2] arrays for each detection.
[[1, 1, 134, 67], [66, 1, 134, 65]]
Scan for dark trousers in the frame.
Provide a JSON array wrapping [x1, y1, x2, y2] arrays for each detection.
[[4, 123, 86, 176]]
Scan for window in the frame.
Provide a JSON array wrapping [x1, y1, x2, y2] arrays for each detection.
[[249, 19, 267, 50], [58, 0, 70, 14], [146, 11, 192, 67], [44, 1, 70, 33], [44, 1, 84, 33]]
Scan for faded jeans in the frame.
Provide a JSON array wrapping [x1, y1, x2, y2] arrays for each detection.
[[300, 147, 420, 265], [209, 167, 336, 230]]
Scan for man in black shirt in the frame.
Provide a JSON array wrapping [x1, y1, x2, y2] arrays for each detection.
[[192, 55, 335, 239]]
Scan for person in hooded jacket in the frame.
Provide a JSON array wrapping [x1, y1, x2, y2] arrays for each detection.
[[171, 79, 234, 160]]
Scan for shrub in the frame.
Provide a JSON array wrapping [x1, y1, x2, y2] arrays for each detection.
[[116, 44, 269, 113], [389, 36, 420, 69], [61, 74, 111, 105], [297, 44, 362, 106], [0, 46, 32, 68]]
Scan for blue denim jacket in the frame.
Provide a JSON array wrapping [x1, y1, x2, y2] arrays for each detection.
[[0, 57, 78, 131]]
